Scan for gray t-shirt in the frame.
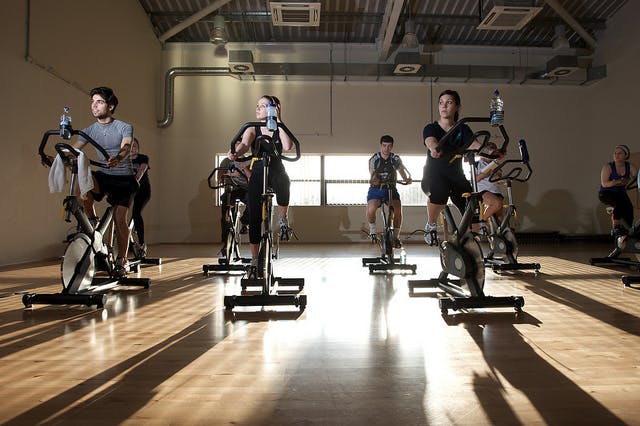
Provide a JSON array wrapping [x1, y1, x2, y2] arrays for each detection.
[[78, 119, 134, 176]]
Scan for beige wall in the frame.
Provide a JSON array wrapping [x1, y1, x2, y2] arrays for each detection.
[[152, 44, 624, 243], [1, 0, 161, 265], [2, 1, 640, 264]]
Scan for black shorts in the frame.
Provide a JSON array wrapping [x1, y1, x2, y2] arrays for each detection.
[[91, 171, 138, 207]]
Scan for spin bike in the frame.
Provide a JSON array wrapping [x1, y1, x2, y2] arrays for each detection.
[[590, 180, 640, 287], [482, 140, 541, 273], [223, 121, 306, 311], [128, 218, 161, 266], [408, 117, 525, 314], [203, 165, 251, 274], [362, 181, 417, 274], [23, 121, 150, 308]]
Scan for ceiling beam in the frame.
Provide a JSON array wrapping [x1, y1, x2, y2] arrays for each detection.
[[544, 0, 598, 50], [378, 0, 405, 61], [158, 0, 232, 43]]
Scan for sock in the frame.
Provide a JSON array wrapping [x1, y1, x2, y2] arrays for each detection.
[[369, 223, 376, 234]]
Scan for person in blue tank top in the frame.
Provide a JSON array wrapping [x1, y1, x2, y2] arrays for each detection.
[[598, 144, 637, 235]]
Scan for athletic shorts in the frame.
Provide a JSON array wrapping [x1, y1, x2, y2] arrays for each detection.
[[367, 187, 400, 204], [91, 171, 138, 207]]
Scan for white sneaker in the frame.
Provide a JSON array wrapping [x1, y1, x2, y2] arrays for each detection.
[[424, 223, 438, 246]]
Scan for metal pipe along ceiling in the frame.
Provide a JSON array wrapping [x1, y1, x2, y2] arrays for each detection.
[[157, 67, 230, 128]]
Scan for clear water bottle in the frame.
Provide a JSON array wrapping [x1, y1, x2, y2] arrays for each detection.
[[489, 89, 504, 127], [266, 102, 278, 131], [59, 106, 72, 139], [400, 248, 407, 264]]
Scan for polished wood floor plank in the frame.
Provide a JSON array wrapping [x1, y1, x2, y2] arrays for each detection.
[[0, 243, 639, 425]]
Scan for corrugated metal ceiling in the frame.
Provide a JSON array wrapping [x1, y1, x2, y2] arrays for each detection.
[[138, 0, 627, 48]]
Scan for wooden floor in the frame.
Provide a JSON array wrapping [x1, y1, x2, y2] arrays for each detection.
[[1, 242, 639, 425]]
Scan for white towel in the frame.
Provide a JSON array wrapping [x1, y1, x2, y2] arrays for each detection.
[[48, 154, 66, 193], [48, 151, 94, 199], [76, 151, 94, 199]]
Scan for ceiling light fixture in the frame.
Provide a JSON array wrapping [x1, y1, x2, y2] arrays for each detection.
[[552, 24, 570, 50], [401, 19, 419, 49], [210, 14, 227, 44]]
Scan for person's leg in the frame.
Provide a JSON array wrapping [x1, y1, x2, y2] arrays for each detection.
[[220, 190, 231, 244], [427, 201, 445, 226], [114, 205, 131, 264], [247, 166, 263, 270], [391, 188, 402, 240], [482, 192, 503, 223], [598, 191, 618, 229], [618, 193, 634, 230], [367, 199, 381, 235], [272, 168, 291, 226], [132, 189, 149, 244]]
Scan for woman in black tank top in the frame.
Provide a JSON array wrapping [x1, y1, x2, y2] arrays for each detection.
[[226, 95, 293, 270]]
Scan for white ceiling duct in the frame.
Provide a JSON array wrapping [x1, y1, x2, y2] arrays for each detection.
[[270, 2, 321, 27], [477, 5, 542, 30]]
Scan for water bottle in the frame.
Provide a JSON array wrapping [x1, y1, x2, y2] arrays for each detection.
[[489, 90, 504, 127], [266, 102, 278, 131], [400, 248, 407, 264], [59, 106, 72, 139]]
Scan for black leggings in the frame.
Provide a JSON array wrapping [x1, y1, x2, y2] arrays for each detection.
[[248, 161, 290, 245], [131, 183, 150, 244], [599, 190, 633, 228]]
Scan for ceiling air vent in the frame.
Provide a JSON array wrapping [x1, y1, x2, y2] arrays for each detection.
[[546, 55, 579, 77], [477, 6, 542, 30], [270, 2, 321, 27]]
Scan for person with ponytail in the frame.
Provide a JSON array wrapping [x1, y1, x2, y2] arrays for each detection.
[[598, 144, 637, 235], [420, 89, 479, 245]]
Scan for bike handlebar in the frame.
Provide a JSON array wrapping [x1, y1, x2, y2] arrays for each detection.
[[207, 165, 248, 190], [39, 126, 109, 167], [229, 121, 301, 162], [488, 139, 533, 183], [435, 116, 510, 156]]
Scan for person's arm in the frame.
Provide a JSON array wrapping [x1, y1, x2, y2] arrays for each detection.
[[135, 161, 149, 183], [107, 136, 132, 168], [237, 161, 251, 181], [396, 157, 412, 184], [368, 155, 380, 186], [629, 164, 638, 184], [424, 135, 440, 159], [274, 103, 293, 152], [229, 129, 255, 160], [601, 163, 626, 188]]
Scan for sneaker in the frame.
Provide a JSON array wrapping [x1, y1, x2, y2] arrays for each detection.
[[370, 233, 379, 244], [247, 265, 258, 279], [279, 218, 290, 241], [393, 238, 403, 249], [612, 225, 628, 237], [424, 223, 438, 246], [113, 257, 128, 279], [139, 243, 147, 258]]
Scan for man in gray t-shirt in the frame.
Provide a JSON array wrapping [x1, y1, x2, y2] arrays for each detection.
[[73, 86, 137, 278]]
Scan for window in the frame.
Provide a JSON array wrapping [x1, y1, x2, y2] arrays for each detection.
[[214, 154, 429, 206]]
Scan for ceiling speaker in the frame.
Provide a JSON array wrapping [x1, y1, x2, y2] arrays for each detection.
[[228, 50, 255, 73]]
